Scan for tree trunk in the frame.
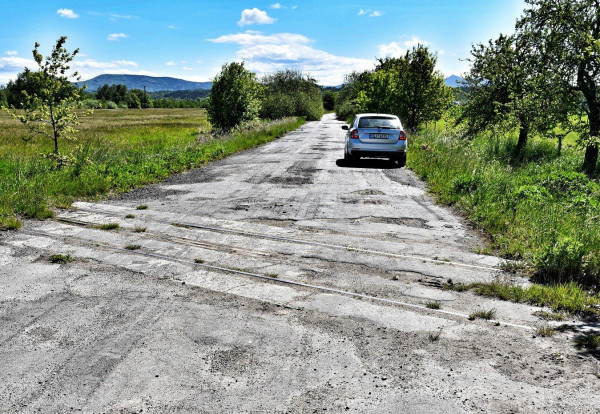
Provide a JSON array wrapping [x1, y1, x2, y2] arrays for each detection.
[[584, 105, 599, 176], [583, 144, 598, 175], [515, 120, 528, 155]]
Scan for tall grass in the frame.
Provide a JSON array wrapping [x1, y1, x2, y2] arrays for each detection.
[[0, 109, 304, 228], [409, 129, 600, 287]]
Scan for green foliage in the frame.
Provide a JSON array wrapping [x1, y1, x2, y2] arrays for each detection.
[[516, 0, 600, 174], [208, 62, 261, 130], [409, 127, 600, 286], [260, 69, 323, 121], [96, 84, 128, 104], [127, 89, 152, 109], [48, 254, 74, 264], [0, 86, 8, 107], [337, 47, 453, 130], [2, 37, 90, 157], [322, 90, 337, 111]]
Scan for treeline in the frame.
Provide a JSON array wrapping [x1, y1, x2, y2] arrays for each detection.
[[81, 83, 208, 109], [334, 45, 454, 131], [208, 64, 323, 130]]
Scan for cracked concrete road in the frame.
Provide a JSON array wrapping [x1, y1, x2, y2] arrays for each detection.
[[1, 114, 599, 413]]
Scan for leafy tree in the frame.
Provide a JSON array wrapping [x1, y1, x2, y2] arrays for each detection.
[[322, 90, 337, 111], [127, 89, 152, 108], [207, 62, 261, 130], [0, 86, 7, 107], [2, 36, 88, 157], [458, 34, 568, 155], [356, 46, 453, 130], [516, 0, 600, 174], [260, 69, 323, 120], [334, 70, 375, 121], [96, 83, 128, 104], [5, 68, 45, 108]]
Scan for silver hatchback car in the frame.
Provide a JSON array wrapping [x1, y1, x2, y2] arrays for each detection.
[[342, 113, 407, 166]]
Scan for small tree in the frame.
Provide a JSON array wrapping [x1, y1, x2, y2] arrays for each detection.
[[260, 69, 323, 120], [2, 36, 88, 158], [516, 0, 600, 175], [207, 62, 261, 130], [356, 46, 453, 130]]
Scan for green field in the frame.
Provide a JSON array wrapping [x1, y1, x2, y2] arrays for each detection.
[[0, 108, 304, 228]]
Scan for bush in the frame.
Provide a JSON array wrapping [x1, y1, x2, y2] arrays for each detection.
[[335, 100, 359, 122], [260, 70, 323, 121], [208, 62, 261, 130], [80, 99, 102, 109], [104, 100, 118, 109], [322, 90, 336, 111]]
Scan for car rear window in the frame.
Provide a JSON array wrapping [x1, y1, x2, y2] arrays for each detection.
[[358, 117, 401, 129]]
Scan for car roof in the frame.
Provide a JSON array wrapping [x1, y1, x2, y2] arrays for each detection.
[[356, 113, 399, 119]]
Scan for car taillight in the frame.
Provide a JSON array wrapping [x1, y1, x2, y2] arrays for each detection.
[[350, 129, 359, 139], [399, 131, 407, 140]]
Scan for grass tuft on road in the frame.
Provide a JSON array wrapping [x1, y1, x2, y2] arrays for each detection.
[[0, 109, 304, 225]]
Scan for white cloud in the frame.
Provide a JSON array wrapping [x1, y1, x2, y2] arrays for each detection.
[[292, 5, 297, 9], [110, 14, 136, 20], [207, 30, 373, 85], [378, 42, 406, 58], [107, 33, 128, 41], [183, 67, 194, 71], [196, 60, 203, 64], [358, 9, 366, 16], [404, 36, 428, 48], [238, 8, 276, 27], [167, 25, 178, 29], [57, 8, 79, 19], [378, 36, 430, 58], [166, 61, 177, 66], [113, 60, 138, 67], [271, 3, 282, 9], [370, 10, 383, 17], [72, 59, 139, 69], [5, 51, 18, 56]]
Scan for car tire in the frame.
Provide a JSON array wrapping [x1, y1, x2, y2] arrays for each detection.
[[396, 154, 406, 167]]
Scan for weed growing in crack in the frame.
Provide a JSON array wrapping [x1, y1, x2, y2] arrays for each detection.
[[534, 325, 556, 337], [136, 205, 148, 210], [134, 226, 147, 233], [125, 214, 135, 219], [49, 254, 74, 264], [428, 331, 441, 342], [124, 244, 141, 250], [468, 309, 497, 320], [426, 302, 441, 309], [94, 223, 119, 231], [194, 258, 205, 264]]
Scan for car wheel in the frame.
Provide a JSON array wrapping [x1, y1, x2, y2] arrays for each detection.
[[396, 154, 406, 167]]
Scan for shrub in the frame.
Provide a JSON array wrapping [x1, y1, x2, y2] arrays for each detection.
[[260, 70, 323, 121], [80, 98, 102, 109], [208, 62, 261, 130], [104, 100, 118, 109], [322, 90, 336, 111]]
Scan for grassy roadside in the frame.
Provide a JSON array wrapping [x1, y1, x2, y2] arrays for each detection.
[[0, 109, 305, 228], [408, 128, 600, 314]]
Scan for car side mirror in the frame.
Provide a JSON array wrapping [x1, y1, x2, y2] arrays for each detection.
[[341, 125, 349, 130]]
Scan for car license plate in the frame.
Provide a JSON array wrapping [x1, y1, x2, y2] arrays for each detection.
[[371, 133, 388, 139]]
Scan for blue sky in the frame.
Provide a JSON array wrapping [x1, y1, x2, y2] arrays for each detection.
[[0, 0, 526, 86]]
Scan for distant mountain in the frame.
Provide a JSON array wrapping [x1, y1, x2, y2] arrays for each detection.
[[77, 74, 212, 92], [445, 75, 466, 88]]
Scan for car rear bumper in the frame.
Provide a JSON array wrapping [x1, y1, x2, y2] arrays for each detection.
[[347, 139, 407, 158]]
